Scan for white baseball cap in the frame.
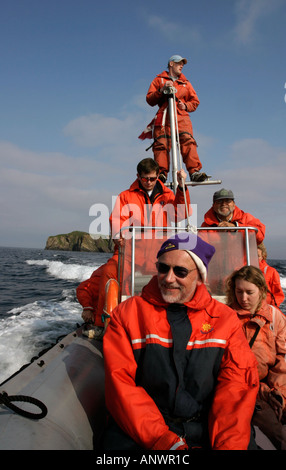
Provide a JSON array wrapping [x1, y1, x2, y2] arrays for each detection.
[[168, 55, 187, 64]]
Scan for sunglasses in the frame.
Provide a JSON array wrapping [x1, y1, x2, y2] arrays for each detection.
[[156, 262, 196, 279], [140, 176, 158, 182]]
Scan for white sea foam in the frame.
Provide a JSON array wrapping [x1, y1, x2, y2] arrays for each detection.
[[1, 259, 93, 383], [280, 276, 286, 289], [0, 293, 82, 384], [0, 249, 108, 385], [26, 259, 99, 282]]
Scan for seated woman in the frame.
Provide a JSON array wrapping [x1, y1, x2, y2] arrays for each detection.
[[225, 265, 286, 450]]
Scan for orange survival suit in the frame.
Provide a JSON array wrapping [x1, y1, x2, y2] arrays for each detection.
[[76, 265, 104, 326], [145, 70, 202, 176], [259, 258, 285, 307], [202, 205, 266, 244], [103, 277, 259, 450], [233, 300, 286, 449], [95, 178, 191, 325], [235, 300, 286, 407]]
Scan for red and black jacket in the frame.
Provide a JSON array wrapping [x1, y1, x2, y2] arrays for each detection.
[[103, 277, 259, 450]]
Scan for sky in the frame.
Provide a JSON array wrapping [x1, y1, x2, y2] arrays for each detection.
[[0, 0, 285, 258]]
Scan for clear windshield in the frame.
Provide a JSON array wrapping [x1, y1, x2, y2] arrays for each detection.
[[119, 227, 259, 299]]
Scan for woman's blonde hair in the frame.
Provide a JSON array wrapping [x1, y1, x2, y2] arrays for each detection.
[[225, 265, 267, 311], [257, 242, 267, 260]]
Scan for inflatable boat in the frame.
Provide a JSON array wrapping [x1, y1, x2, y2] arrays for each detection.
[[0, 90, 277, 451]]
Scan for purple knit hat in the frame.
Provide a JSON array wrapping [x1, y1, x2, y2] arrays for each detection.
[[157, 232, 215, 282]]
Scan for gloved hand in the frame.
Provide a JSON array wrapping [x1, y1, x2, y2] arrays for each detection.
[[269, 391, 284, 421]]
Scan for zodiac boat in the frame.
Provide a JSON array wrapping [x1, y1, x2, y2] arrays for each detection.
[[0, 89, 276, 450]]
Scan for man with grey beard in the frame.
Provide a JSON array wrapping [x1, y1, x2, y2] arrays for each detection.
[[103, 231, 259, 451], [201, 188, 265, 244]]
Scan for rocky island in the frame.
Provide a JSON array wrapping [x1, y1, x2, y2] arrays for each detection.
[[45, 231, 113, 252]]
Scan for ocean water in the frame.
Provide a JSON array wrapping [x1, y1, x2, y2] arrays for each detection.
[[0, 246, 285, 385], [0, 246, 111, 384]]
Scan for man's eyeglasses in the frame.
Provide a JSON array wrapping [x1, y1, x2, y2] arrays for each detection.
[[156, 262, 197, 279], [140, 176, 158, 182], [214, 199, 233, 205]]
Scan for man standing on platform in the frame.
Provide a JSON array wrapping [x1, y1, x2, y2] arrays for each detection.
[[141, 55, 207, 183]]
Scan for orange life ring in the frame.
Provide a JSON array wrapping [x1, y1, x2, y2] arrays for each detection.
[[103, 279, 119, 328]]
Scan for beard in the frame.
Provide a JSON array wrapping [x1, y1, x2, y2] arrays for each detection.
[[160, 286, 183, 304], [216, 206, 234, 218], [159, 281, 196, 304]]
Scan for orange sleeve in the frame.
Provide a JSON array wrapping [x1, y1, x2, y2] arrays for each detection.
[[266, 267, 285, 307], [237, 212, 265, 244], [146, 76, 166, 107], [76, 267, 102, 310], [209, 322, 259, 450]]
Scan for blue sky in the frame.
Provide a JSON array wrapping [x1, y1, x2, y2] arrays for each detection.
[[1, 0, 285, 258]]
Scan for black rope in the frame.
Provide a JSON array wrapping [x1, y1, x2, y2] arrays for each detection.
[[0, 392, 48, 420]]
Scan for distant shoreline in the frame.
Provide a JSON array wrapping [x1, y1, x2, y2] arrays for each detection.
[[45, 231, 113, 252]]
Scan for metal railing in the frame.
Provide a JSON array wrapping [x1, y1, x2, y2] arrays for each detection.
[[119, 225, 259, 297]]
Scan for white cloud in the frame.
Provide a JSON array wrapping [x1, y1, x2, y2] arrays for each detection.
[[190, 137, 286, 258], [147, 15, 202, 45], [0, 140, 133, 246], [1, 130, 286, 257], [63, 112, 144, 148], [227, 149, 286, 255], [233, 0, 284, 45], [213, 138, 286, 212], [0, 110, 153, 246]]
